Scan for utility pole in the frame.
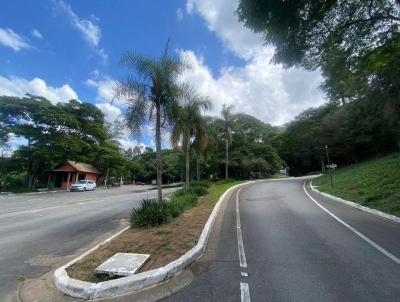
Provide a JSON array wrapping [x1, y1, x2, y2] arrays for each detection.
[[325, 145, 333, 189]]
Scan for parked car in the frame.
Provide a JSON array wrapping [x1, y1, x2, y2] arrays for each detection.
[[70, 180, 96, 192], [135, 181, 146, 185]]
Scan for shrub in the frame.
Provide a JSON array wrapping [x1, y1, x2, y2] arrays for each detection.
[[188, 185, 208, 196], [167, 200, 184, 218], [189, 180, 211, 188], [131, 191, 201, 227], [174, 185, 208, 196], [173, 188, 188, 197], [168, 194, 198, 217], [131, 198, 170, 227], [215, 178, 235, 185]]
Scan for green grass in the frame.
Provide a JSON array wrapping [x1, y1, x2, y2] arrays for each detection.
[[202, 180, 245, 205], [313, 153, 400, 217]]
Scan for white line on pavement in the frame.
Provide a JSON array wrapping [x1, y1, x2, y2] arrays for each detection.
[[240, 282, 251, 302], [236, 187, 247, 268], [0, 190, 166, 219], [236, 188, 251, 301], [303, 181, 400, 265]]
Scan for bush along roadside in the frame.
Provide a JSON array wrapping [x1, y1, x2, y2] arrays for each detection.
[[131, 181, 209, 227]]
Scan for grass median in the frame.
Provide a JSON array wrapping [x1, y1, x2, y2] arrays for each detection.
[[66, 179, 244, 282], [313, 153, 400, 217]]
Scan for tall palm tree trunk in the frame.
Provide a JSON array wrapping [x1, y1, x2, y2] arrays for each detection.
[[225, 139, 229, 179], [196, 157, 200, 181], [185, 132, 191, 189], [155, 102, 163, 201]]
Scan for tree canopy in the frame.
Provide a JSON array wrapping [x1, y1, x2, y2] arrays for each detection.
[[237, 0, 400, 69], [0, 96, 127, 191]]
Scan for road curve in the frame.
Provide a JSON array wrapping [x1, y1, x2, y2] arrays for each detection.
[[162, 177, 400, 302]]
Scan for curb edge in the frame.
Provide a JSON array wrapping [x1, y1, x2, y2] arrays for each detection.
[[310, 181, 400, 223]]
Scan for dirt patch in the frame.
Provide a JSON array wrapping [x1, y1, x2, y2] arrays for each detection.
[[66, 197, 216, 282]]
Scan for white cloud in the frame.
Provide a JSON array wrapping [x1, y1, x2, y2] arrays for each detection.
[[117, 139, 147, 151], [84, 78, 98, 87], [177, 8, 184, 21], [179, 50, 325, 125], [84, 71, 125, 107], [97, 80, 116, 102], [186, 1, 194, 14], [55, 0, 107, 63], [31, 29, 43, 39], [95, 102, 121, 123], [185, 0, 264, 59], [182, 0, 327, 125], [57, 0, 100, 46], [0, 75, 78, 104], [0, 28, 31, 51], [97, 48, 108, 63]]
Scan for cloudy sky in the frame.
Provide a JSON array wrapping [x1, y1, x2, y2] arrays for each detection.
[[0, 0, 326, 149]]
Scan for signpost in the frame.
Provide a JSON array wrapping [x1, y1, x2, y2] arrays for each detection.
[[326, 163, 337, 169], [325, 145, 334, 189]]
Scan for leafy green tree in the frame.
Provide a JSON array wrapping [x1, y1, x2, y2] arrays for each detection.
[[237, 0, 400, 68], [127, 148, 184, 184], [115, 43, 185, 201], [0, 96, 111, 189], [171, 88, 210, 188], [200, 113, 281, 179], [0, 96, 127, 191], [277, 103, 339, 175]]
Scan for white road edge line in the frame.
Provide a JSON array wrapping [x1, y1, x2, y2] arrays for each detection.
[[240, 282, 251, 302], [303, 181, 400, 265], [236, 187, 247, 268]]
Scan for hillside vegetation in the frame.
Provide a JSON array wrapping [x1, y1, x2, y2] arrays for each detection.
[[313, 153, 400, 217]]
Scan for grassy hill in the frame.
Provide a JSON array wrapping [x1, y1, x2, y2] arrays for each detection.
[[312, 153, 400, 217]]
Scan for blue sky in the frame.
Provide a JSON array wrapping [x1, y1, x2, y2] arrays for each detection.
[[0, 0, 326, 149]]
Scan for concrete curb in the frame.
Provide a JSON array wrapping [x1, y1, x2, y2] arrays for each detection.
[[53, 181, 251, 300], [310, 181, 400, 223]]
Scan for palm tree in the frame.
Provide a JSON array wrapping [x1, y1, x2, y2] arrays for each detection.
[[193, 125, 208, 181], [193, 116, 217, 181], [114, 43, 184, 201], [221, 104, 234, 179], [171, 88, 210, 188]]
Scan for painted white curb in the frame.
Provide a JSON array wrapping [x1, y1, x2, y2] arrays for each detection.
[[54, 181, 251, 300], [310, 181, 400, 223]]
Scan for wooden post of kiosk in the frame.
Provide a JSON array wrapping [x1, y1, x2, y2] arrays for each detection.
[[66, 172, 71, 190]]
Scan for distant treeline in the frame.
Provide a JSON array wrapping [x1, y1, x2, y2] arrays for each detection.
[[0, 95, 282, 192]]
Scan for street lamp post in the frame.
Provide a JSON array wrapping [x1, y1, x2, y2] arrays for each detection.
[[325, 145, 334, 189]]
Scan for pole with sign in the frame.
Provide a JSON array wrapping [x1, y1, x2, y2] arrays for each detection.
[[325, 145, 334, 189]]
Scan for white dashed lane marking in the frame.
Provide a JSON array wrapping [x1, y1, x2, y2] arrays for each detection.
[[236, 187, 251, 301], [240, 282, 251, 302]]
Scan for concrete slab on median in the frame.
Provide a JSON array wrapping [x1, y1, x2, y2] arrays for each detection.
[[94, 253, 150, 276]]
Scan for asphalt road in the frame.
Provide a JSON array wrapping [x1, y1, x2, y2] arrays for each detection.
[[0, 185, 175, 301], [162, 177, 400, 302]]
